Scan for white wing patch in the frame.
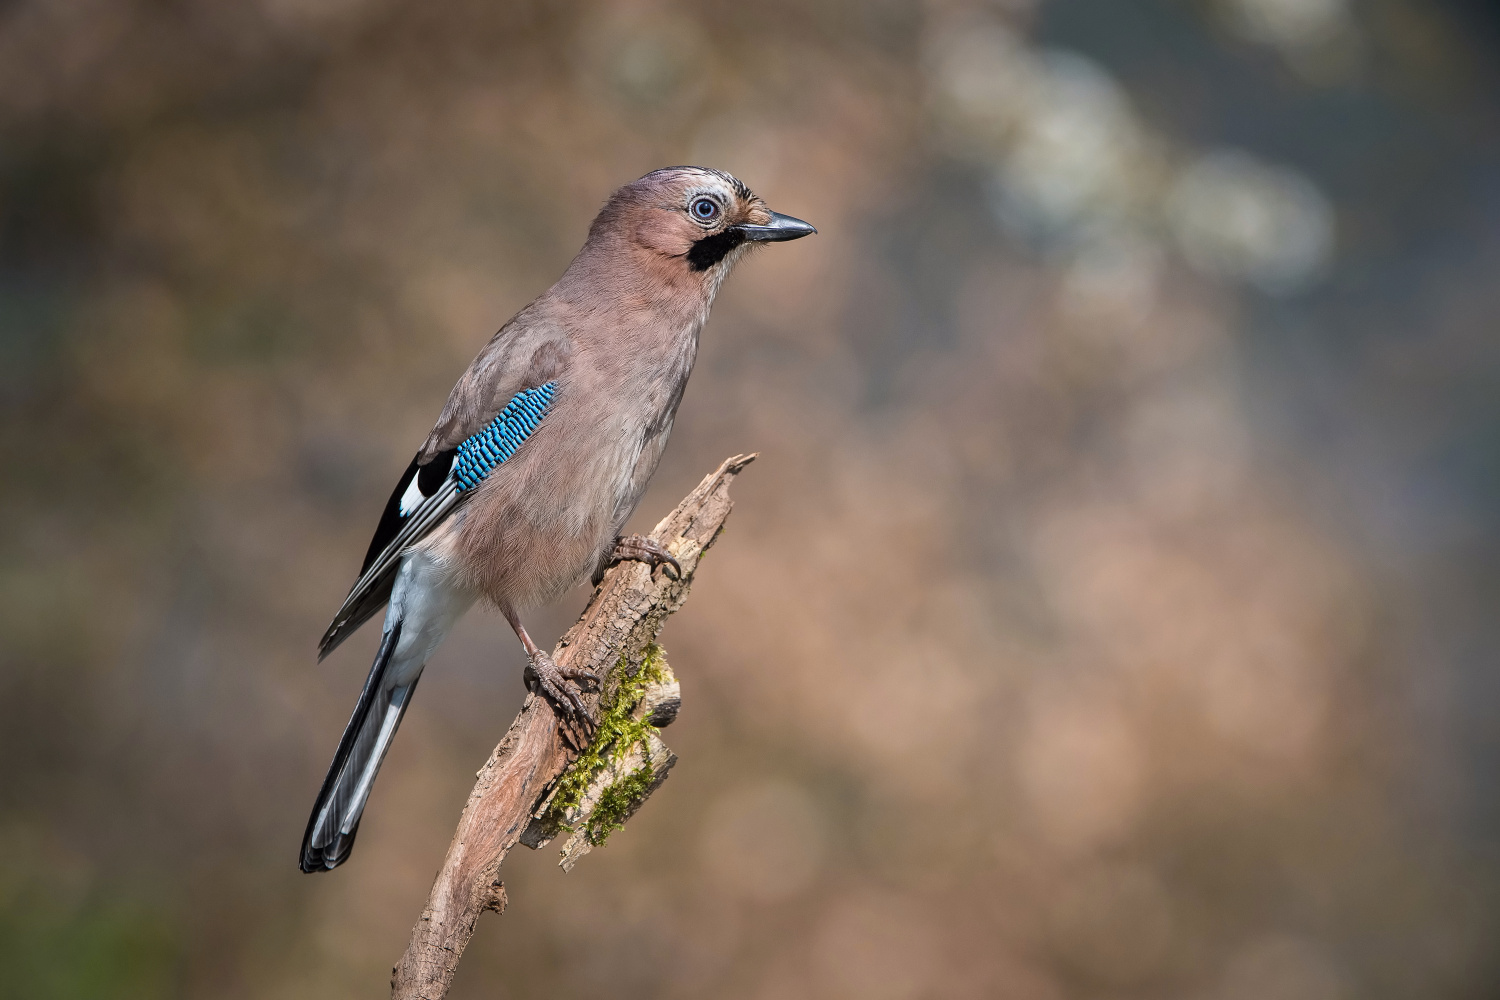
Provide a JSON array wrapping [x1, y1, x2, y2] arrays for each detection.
[[398, 473, 426, 516]]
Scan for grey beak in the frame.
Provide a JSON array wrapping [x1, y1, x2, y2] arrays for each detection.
[[735, 211, 817, 242]]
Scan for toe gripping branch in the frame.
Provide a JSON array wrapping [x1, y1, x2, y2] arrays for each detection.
[[524, 650, 601, 749], [600, 534, 683, 584]]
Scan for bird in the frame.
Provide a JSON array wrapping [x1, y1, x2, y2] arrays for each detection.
[[299, 166, 815, 873]]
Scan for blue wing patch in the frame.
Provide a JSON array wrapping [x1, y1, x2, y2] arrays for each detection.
[[452, 381, 557, 491]]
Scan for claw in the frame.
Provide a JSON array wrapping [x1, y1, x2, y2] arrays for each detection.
[[559, 664, 601, 685], [609, 534, 683, 580], [525, 650, 597, 747]]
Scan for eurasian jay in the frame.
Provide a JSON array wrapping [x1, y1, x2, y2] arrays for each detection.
[[299, 167, 815, 872]]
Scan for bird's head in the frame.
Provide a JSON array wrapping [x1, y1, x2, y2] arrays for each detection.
[[589, 166, 816, 285]]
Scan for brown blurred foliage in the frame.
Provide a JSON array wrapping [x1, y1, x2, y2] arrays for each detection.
[[3, 0, 1500, 997]]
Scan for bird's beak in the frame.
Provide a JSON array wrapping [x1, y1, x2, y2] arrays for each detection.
[[735, 211, 817, 242]]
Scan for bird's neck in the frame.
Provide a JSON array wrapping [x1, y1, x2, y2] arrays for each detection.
[[556, 234, 720, 333]]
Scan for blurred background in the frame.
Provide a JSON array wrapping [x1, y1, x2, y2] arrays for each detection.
[[3, 0, 1498, 996]]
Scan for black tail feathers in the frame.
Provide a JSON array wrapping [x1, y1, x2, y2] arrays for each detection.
[[300, 622, 418, 873]]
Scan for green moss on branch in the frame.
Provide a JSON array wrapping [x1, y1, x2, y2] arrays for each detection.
[[543, 644, 670, 845]]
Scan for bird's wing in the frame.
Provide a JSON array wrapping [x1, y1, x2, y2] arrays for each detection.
[[319, 317, 573, 659], [317, 379, 560, 659], [418, 308, 572, 462]]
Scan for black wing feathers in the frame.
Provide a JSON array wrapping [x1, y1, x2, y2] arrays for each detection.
[[361, 456, 418, 578], [319, 448, 462, 661], [359, 450, 456, 577], [319, 575, 396, 662]]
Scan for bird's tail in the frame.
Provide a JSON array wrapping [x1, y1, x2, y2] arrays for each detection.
[[300, 621, 418, 873]]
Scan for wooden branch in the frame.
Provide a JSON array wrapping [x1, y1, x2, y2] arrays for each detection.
[[390, 454, 755, 999]]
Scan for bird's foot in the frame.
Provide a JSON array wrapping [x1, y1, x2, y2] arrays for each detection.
[[525, 651, 599, 748], [608, 534, 682, 580]]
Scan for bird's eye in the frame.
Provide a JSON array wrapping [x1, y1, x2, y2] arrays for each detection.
[[691, 197, 720, 222]]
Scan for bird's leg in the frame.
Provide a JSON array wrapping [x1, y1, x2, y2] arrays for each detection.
[[600, 534, 682, 583], [508, 615, 599, 748]]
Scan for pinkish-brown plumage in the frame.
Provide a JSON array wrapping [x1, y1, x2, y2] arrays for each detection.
[[300, 167, 814, 872]]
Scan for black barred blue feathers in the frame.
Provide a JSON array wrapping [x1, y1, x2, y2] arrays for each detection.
[[453, 382, 557, 492]]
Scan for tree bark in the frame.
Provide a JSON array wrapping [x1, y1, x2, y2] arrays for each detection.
[[390, 454, 754, 999]]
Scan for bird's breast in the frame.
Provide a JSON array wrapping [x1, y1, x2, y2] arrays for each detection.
[[448, 319, 700, 610]]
